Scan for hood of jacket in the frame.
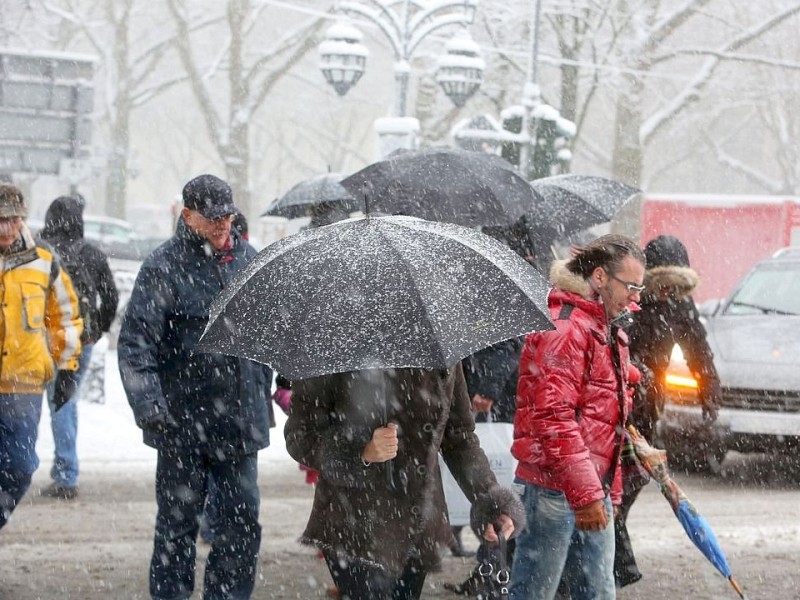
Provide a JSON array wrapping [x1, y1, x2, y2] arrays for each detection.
[[40, 196, 84, 244], [549, 259, 593, 297], [643, 265, 700, 300], [2, 222, 39, 269], [548, 259, 608, 323]]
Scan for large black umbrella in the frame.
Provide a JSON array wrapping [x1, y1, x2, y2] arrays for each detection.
[[340, 147, 540, 228], [197, 215, 553, 380], [261, 172, 356, 220], [527, 174, 641, 258]]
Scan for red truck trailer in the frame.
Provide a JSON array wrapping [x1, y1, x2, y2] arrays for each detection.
[[640, 194, 800, 302]]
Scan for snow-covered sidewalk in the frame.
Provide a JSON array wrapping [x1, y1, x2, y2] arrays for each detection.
[[35, 350, 298, 476]]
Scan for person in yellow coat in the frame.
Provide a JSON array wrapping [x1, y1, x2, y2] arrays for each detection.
[[0, 183, 82, 530]]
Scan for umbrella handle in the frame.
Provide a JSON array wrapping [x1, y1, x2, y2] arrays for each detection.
[[729, 576, 746, 599], [385, 459, 395, 490]]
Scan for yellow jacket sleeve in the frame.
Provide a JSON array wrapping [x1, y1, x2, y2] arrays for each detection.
[[46, 266, 83, 371]]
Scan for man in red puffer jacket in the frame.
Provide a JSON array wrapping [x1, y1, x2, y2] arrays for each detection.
[[508, 234, 646, 600]]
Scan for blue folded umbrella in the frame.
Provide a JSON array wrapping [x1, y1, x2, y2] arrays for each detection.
[[628, 426, 747, 599]]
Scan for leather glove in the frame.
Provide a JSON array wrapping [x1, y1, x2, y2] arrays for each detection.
[[138, 409, 176, 434], [574, 499, 609, 531], [52, 370, 80, 412], [700, 377, 722, 423], [701, 399, 719, 423]]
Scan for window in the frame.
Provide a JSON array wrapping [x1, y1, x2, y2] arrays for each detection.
[[725, 263, 800, 316]]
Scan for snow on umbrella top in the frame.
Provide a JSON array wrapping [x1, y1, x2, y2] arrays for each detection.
[[526, 174, 641, 257], [198, 214, 554, 380], [261, 172, 356, 220], [340, 147, 541, 228]]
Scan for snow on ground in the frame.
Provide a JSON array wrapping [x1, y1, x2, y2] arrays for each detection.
[[32, 351, 800, 560], [35, 350, 298, 475]]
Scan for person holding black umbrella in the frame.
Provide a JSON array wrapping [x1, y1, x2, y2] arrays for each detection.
[[285, 365, 527, 600]]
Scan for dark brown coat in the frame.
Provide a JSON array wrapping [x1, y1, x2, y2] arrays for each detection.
[[285, 364, 524, 577]]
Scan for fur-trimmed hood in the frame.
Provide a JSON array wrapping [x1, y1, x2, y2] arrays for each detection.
[[644, 264, 700, 300], [549, 259, 594, 300]]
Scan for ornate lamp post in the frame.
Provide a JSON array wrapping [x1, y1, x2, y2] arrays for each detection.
[[318, 0, 483, 156], [319, 21, 369, 97], [436, 33, 485, 108], [514, 0, 574, 180]]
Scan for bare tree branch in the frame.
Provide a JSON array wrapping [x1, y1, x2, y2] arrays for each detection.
[[641, 3, 800, 145], [651, 49, 800, 70], [166, 0, 226, 154]]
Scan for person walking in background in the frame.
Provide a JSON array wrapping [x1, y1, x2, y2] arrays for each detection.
[[232, 209, 250, 241], [509, 234, 645, 600], [37, 195, 119, 500], [0, 183, 83, 529], [613, 235, 722, 587], [118, 174, 273, 600], [285, 366, 526, 600], [446, 222, 536, 595]]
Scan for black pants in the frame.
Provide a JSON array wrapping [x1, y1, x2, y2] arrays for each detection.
[[613, 476, 647, 587], [150, 450, 261, 600], [324, 552, 427, 600]]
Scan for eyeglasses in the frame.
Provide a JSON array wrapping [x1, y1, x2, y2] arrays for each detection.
[[605, 269, 645, 293]]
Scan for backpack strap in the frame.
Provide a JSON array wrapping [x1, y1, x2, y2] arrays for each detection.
[[557, 304, 574, 321]]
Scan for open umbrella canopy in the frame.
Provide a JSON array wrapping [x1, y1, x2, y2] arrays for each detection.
[[261, 172, 356, 220], [198, 215, 553, 380], [526, 174, 641, 258], [340, 147, 541, 228]]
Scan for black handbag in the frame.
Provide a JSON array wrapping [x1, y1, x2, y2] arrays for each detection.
[[471, 532, 510, 599], [444, 532, 510, 599]]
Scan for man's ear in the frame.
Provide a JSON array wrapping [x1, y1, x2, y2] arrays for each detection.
[[591, 266, 606, 289]]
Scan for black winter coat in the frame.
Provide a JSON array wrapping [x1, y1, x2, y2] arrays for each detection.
[[38, 198, 119, 344], [628, 264, 721, 437], [118, 218, 272, 455], [461, 336, 523, 423]]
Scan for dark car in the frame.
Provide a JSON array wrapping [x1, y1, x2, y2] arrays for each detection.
[[657, 247, 800, 471]]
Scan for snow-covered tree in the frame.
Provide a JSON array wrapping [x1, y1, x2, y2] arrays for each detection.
[[165, 0, 325, 217]]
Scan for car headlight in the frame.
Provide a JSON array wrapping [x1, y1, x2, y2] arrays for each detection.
[[663, 344, 701, 406], [665, 373, 699, 389]]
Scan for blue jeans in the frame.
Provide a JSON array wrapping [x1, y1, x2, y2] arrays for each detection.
[[46, 344, 94, 488], [509, 480, 615, 600], [150, 449, 261, 600], [0, 393, 43, 529]]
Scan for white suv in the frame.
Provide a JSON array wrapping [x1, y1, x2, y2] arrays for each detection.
[[657, 247, 800, 471]]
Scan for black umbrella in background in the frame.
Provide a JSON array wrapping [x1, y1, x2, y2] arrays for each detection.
[[526, 174, 641, 259], [261, 172, 356, 220], [341, 147, 542, 228]]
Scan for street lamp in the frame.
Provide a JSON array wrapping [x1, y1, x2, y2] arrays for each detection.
[[435, 33, 485, 107], [319, 0, 482, 156], [319, 21, 369, 97]]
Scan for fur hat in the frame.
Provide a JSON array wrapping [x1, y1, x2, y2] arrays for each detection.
[[0, 183, 27, 218]]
